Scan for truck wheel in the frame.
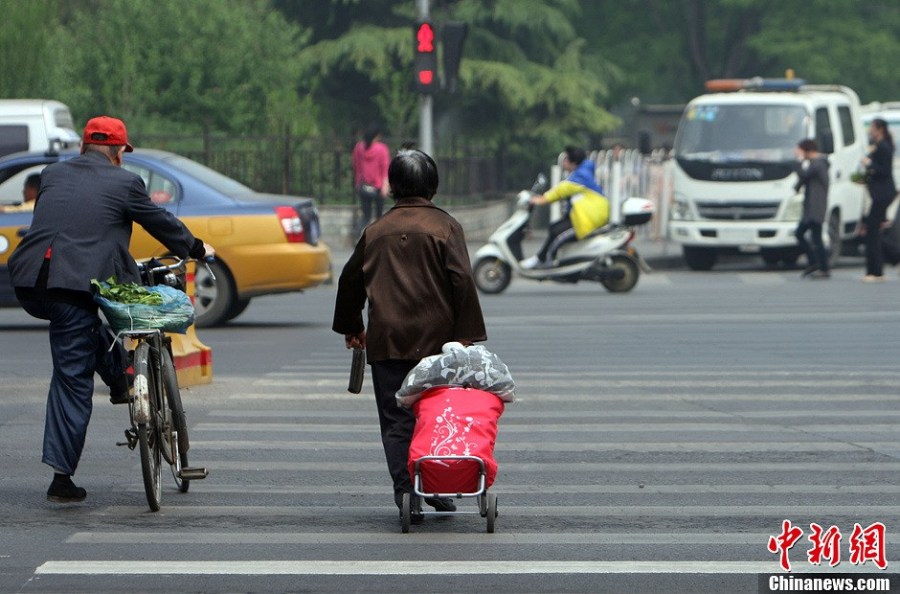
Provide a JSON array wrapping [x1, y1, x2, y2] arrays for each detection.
[[761, 249, 800, 269], [682, 246, 717, 271]]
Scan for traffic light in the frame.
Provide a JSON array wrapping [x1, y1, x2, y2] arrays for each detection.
[[414, 20, 438, 94], [441, 22, 468, 93]]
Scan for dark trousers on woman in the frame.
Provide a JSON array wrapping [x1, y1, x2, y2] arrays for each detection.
[[795, 219, 829, 272], [16, 298, 125, 476], [358, 185, 383, 228], [370, 359, 418, 508], [864, 199, 891, 277]]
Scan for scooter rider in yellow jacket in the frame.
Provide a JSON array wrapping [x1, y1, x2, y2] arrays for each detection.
[[522, 146, 610, 268]]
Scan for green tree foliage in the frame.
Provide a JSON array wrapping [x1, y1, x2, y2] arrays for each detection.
[[286, 0, 620, 171], [0, 0, 64, 98], [581, 0, 900, 105]]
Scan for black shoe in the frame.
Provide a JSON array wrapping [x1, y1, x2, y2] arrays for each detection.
[[424, 496, 457, 512], [47, 474, 86, 503], [801, 265, 819, 277], [810, 270, 831, 279], [109, 372, 134, 404]]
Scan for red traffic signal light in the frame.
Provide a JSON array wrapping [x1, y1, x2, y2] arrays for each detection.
[[414, 21, 437, 94]]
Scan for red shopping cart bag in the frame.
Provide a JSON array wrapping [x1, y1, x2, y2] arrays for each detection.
[[408, 386, 505, 494]]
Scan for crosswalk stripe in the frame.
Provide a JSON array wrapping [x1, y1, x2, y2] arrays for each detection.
[[191, 461, 900, 472], [189, 440, 897, 453], [204, 409, 900, 419], [34, 560, 887, 575], [193, 422, 899, 433], [113, 483, 900, 495], [88, 505, 900, 518], [230, 392, 897, 401], [65, 532, 771, 545]]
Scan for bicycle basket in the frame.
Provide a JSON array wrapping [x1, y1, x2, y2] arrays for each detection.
[[93, 283, 195, 334]]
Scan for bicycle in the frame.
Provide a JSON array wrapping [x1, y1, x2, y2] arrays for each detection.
[[111, 257, 211, 511]]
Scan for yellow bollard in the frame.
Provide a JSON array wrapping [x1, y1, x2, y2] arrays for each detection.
[[169, 261, 213, 387]]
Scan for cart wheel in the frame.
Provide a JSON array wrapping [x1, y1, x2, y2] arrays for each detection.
[[486, 493, 498, 533], [401, 492, 411, 533], [478, 494, 487, 518]]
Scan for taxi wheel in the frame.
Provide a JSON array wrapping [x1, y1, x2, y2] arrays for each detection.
[[194, 260, 236, 328]]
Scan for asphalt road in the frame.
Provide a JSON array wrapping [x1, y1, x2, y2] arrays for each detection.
[[1, 255, 899, 593]]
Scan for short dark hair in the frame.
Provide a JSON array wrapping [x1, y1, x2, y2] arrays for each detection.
[[24, 172, 41, 190], [388, 150, 439, 200], [798, 139, 818, 152], [563, 145, 587, 165]]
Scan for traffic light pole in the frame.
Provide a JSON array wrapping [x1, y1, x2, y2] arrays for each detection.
[[416, 0, 433, 156]]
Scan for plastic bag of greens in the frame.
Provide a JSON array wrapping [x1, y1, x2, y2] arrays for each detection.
[[91, 277, 195, 334]]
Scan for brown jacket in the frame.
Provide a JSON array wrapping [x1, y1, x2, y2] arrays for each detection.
[[332, 197, 487, 363]]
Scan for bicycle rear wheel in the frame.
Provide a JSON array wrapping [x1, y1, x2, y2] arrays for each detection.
[[134, 342, 162, 512], [161, 347, 190, 493]]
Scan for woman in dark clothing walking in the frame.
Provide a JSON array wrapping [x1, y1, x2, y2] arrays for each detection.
[[861, 118, 897, 282], [793, 139, 831, 278]]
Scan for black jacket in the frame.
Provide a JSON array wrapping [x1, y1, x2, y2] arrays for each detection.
[[865, 139, 897, 204], [9, 151, 204, 295]]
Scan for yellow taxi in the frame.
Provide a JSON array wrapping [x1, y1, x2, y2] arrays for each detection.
[[0, 149, 331, 326]]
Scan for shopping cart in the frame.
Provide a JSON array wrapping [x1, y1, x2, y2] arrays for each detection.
[[400, 385, 505, 533]]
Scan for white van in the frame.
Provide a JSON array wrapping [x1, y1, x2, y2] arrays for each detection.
[[668, 78, 866, 270], [0, 99, 80, 158]]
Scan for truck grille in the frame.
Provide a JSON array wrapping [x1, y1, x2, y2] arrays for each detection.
[[695, 201, 780, 220]]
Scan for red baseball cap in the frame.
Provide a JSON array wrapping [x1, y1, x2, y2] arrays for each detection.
[[82, 116, 134, 152]]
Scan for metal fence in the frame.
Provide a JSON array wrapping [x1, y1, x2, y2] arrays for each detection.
[[136, 133, 512, 205], [135, 134, 674, 235]]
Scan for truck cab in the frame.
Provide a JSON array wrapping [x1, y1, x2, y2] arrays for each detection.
[[0, 99, 80, 159], [668, 78, 866, 270]]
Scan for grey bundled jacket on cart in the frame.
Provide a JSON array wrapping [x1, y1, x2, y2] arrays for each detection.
[[395, 342, 516, 407]]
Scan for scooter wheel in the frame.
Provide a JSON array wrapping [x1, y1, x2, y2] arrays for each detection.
[[474, 257, 512, 294], [601, 254, 640, 293]]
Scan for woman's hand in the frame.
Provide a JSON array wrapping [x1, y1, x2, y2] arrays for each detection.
[[345, 331, 366, 350]]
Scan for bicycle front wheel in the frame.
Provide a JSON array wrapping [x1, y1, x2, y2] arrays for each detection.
[[134, 342, 162, 512], [161, 347, 190, 492]]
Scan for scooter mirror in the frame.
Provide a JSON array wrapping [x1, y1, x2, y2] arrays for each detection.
[[532, 173, 549, 193]]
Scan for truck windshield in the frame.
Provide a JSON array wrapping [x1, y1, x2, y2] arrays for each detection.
[[675, 104, 808, 163]]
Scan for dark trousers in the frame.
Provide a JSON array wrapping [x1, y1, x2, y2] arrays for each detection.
[[537, 217, 576, 263], [358, 186, 384, 228], [795, 219, 829, 272], [17, 298, 125, 476], [864, 199, 891, 276], [370, 359, 418, 508]]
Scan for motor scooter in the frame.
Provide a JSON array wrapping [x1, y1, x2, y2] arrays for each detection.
[[472, 175, 654, 294]]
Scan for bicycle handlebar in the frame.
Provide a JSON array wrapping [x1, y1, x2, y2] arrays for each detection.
[[139, 255, 216, 287]]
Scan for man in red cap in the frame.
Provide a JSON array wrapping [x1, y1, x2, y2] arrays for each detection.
[[8, 115, 215, 503]]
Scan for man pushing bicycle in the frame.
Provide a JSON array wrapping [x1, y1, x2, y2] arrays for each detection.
[[8, 115, 214, 503]]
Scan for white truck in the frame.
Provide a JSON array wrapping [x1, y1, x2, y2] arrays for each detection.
[[0, 99, 80, 158], [668, 78, 866, 270]]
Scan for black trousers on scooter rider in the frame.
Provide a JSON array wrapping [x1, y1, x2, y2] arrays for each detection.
[[536, 218, 577, 265]]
